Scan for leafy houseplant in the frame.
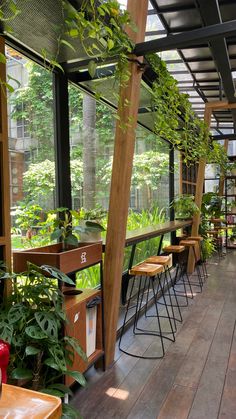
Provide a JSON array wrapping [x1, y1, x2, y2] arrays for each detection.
[[0, 262, 86, 418], [49, 207, 105, 248], [77, 206, 107, 242], [171, 194, 200, 220]]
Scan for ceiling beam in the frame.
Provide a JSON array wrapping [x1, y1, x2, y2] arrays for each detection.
[[196, 0, 236, 132], [134, 19, 236, 56], [211, 133, 236, 140]]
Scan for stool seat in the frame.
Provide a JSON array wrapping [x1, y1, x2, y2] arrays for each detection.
[[180, 240, 197, 247], [187, 236, 203, 242], [163, 245, 185, 253], [0, 383, 62, 418], [145, 255, 171, 266], [129, 263, 163, 277]]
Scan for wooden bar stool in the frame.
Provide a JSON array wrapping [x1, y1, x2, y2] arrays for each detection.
[[163, 245, 194, 304], [186, 235, 208, 279], [145, 255, 182, 325], [118, 262, 175, 359], [179, 239, 204, 291]]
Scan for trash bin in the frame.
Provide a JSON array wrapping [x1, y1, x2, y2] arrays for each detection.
[[86, 295, 101, 357]]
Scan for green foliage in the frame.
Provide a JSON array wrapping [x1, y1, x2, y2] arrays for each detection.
[[48, 207, 105, 249], [10, 63, 54, 161], [0, 263, 86, 413], [207, 142, 230, 174], [13, 203, 43, 231], [171, 194, 200, 219], [146, 53, 229, 170], [78, 205, 107, 221], [124, 206, 166, 269], [101, 150, 169, 189], [201, 237, 216, 260], [201, 192, 223, 219], [22, 159, 83, 205]]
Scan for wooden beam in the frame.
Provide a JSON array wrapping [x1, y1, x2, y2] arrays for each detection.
[[103, 0, 148, 368], [205, 101, 236, 110], [188, 107, 212, 273], [0, 37, 12, 296], [219, 140, 229, 196]]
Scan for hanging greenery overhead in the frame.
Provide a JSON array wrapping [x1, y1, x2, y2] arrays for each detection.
[[0, 0, 230, 171], [146, 53, 229, 171]]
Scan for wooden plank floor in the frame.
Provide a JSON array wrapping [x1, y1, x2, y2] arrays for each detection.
[[72, 252, 236, 419]]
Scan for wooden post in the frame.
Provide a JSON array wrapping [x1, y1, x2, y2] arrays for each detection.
[[188, 106, 212, 272], [0, 37, 12, 295], [103, 0, 148, 367], [218, 139, 229, 196]]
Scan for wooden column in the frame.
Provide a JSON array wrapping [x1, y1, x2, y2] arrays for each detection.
[[0, 37, 11, 295], [188, 106, 212, 272], [218, 139, 229, 196], [103, 0, 148, 367]]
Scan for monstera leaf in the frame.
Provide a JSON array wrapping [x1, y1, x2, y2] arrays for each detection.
[[35, 312, 58, 340]]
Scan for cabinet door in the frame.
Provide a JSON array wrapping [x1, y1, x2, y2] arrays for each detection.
[[65, 300, 87, 386]]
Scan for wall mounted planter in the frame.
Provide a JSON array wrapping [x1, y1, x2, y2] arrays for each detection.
[[13, 242, 102, 274]]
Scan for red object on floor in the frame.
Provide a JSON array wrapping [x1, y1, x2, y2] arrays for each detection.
[[0, 340, 10, 383]]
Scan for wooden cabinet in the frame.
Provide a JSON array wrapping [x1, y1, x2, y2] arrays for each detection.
[[64, 288, 104, 386], [13, 241, 104, 386]]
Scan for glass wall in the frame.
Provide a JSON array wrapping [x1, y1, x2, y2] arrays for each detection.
[[6, 47, 56, 249]]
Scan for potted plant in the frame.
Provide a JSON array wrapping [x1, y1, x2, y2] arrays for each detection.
[[77, 206, 107, 242], [13, 208, 103, 275], [201, 192, 223, 220], [0, 262, 86, 418], [171, 194, 200, 220]]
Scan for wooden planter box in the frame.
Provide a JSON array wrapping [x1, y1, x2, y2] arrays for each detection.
[[13, 242, 102, 274]]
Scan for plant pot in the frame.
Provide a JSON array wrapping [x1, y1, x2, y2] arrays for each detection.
[[13, 242, 102, 274], [79, 220, 102, 242]]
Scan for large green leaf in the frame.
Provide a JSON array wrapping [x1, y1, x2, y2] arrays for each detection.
[[49, 345, 67, 371], [0, 320, 13, 343], [40, 388, 65, 397], [64, 336, 87, 362], [44, 357, 60, 371], [35, 312, 58, 340], [65, 234, 78, 246], [66, 371, 86, 387], [85, 220, 105, 231], [40, 265, 75, 285], [25, 325, 47, 340], [11, 368, 33, 380], [47, 383, 73, 396], [25, 345, 41, 356], [62, 404, 82, 419], [8, 303, 28, 324], [50, 228, 62, 241]]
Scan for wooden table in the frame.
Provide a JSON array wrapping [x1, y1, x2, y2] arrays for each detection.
[[104, 220, 193, 304]]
